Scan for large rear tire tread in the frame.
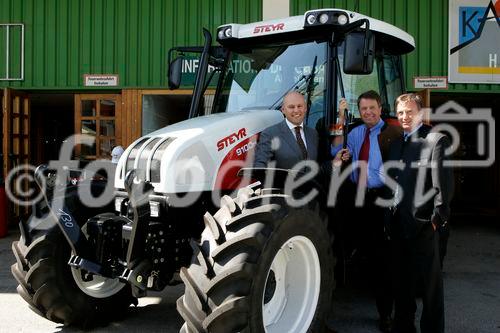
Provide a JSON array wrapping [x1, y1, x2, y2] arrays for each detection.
[[178, 188, 336, 333], [11, 220, 136, 328]]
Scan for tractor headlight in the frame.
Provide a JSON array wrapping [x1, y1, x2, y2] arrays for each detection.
[[319, 13, 329, 24], [304, 10, 350, 27], [217, 26, 235, 41], [306, 14, 316, 25], [337, 14, 348, 25]]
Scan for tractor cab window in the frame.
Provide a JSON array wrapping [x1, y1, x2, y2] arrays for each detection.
[[382, 54, 403, 116], [213, 41, 327, 123]]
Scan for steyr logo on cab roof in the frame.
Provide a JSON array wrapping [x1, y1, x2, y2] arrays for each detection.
[[253, 23, 285, 34]]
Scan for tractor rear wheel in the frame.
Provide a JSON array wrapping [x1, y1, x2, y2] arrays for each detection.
[[177, 186, 335, 332]]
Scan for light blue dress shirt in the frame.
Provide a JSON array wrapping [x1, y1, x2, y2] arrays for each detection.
[[332, 119, 385, 188]]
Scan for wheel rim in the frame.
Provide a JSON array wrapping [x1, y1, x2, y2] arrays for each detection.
[[262, 235, 321, 333], [71, 260, 125, 298], [70, 224, 126, 298]]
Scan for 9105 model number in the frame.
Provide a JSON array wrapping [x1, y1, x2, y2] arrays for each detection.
[[236, 141, 256, 156]]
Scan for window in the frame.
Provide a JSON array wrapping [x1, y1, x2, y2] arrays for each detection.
[[383, 54, 403, 115], [141, 90, 215, 135], [213, 41, 327, 119], [75, 95, 120, 160], [142, 94, 191, 135]]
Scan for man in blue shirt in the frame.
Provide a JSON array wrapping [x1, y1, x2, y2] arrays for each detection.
[[332, 90, 402, 333]]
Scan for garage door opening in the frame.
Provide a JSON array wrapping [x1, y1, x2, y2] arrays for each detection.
[[30, 93, 74, 165]]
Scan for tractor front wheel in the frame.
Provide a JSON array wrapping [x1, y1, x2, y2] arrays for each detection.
[[11, 214, 136, 327]]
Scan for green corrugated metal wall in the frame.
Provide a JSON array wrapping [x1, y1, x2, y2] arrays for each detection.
[[2, 0, 497, 92], [0, 0, 261, 89], [291, 0, 500, 93]]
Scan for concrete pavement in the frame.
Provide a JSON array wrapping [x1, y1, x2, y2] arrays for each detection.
[[1, 221, 499, 333], [328, 221, 500, 333]]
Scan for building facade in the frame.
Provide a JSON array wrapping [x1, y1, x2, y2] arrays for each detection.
[[1, 0, 498, 218]]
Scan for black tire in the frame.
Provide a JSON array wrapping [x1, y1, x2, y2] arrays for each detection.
[[11, 213, 136, 328], [177, 186, 335, 333]]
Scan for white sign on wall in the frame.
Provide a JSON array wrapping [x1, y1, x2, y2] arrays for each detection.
[[84, 74, 119, 87], [414, 76, 448, 89], [449, 0, 500, 83]]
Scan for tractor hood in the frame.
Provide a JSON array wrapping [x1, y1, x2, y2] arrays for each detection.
[[114, 110, 284, 193]]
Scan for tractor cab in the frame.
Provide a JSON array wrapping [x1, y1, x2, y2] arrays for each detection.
[[169, 8, 414, 140]]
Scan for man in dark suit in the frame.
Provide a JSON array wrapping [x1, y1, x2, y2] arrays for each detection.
[[388, 93, 453, 333], [254, 91, 319, 169]]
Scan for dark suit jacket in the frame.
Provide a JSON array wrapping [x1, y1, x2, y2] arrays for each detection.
[[378, 121, 403, 162], [387, 125, 453, 238], [254, 120, 319, 169]]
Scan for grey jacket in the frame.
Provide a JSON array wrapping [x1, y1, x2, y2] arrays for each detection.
[[254, 120, 319, 169]]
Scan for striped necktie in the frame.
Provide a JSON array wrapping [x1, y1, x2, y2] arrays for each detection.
[[294, 126, 308, 159]]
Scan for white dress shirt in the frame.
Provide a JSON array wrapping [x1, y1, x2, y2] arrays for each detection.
[[404, 122, 423, 141], [285, 118, 307, 149]]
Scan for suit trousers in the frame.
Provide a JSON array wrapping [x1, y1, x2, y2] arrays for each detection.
[[391, 222, 444, 333], [354, 190, 393, 319]]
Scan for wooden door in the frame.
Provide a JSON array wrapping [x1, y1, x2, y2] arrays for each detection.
[[416, 89, 431, 124], [2, 88, 31, 218], [2, 88, 30, 179], [74, 94, 122, 160]]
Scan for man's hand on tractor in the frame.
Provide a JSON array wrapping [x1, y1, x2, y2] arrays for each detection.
[[338, 98, 348, 122]]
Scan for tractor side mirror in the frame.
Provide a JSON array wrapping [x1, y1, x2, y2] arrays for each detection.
[[343, 31, 375, 75], [168, 56, 184, 90]]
